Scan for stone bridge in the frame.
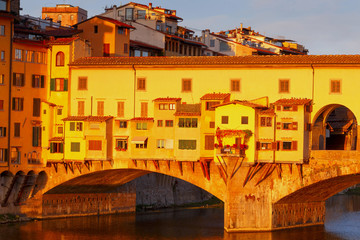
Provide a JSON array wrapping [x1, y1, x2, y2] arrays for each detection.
[[1, 149, 360, 232]]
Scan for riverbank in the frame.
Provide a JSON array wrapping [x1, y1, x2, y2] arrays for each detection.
[[0, 214, 32, 224]]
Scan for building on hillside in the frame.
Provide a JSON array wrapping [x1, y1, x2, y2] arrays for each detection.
[[201, 26, 308, 56], [101, 2, 206, 56], [74, 16, 134, 57], [42, 4, 87, 27]]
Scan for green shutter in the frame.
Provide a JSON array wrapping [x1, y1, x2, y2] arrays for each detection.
[[60, 143, 64, 153], [50, 78, 55, 91], [41, 75, 45, 88], [21, 74, 25, 86], [70, 122, 75, 131], [32, 75, 35, 88], [63, 79, 68, 91], [50, 143, 54, 153], [32, 127, 36, 146]]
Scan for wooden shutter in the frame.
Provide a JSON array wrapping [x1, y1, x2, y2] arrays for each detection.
[[292, 122, 298, 130], [256, 141, 260, 150], [20, 74, 25, 86], [41, 75, 45, 88], [276, 141, 281, 151], [50, 143, 54, 153], [276, 122, 281, 129], [50, 79, 55, 91], [205, 135, 214, 150], [33, 98, 41, 117], [63, 79, 68, 91], [118, 102, 124, 117], [70, 122, 75, 131], [97, 101, 104, 116], [12, 73, 16, 86], [141, 102, 148, 117], [103, 43, 110, 57], [272, 142, 277, 150], [78, 101, 84, 116], [292, 141, 298, 151], [292, 105, 298, 111], [60, 143, 64, 153], [32, 75, 35, 87], [3, 127, 6, 137], [276, 105, 281, 111]]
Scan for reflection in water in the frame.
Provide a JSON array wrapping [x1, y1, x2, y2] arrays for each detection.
[[1, 195, 360, 240]]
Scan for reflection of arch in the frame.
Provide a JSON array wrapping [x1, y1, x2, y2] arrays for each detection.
[[56, 51, 65, 66], [312, 104, 357, 150]]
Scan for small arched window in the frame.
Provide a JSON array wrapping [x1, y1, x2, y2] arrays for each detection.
[[58, 14, 62, 22], [56, 51, 64, 66]]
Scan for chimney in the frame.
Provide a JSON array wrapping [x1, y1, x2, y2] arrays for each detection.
[[149, 3, 152, 9]]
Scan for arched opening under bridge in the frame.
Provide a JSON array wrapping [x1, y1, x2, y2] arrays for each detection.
[[312, 104, 357, 150]]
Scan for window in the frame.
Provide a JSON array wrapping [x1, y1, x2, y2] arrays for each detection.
[[241, 116, 248, 124], [50, 142, 63, 153], [97, 101, 104, 116], [125, 8, 134, 21], [32, 126, 41, 147], [58, 126, 63, 134], [178, 118, 197, 128], [119, 121, 127, 128], [116, 139, 128, 150], [118, 27, 124, 34], [136, 142, 147, 149], [330, 80, 341, 94], [70, 15, 74, 21], [0, 74, 4, 84], [231, 79, 240, 92], [222, 116, 229, 124], [78, 77, 87, 90], [78, 101, 85, 116], [141, 102, 148, 117], [89, 140, 102, 150], [165, 120, 173, 127], [12, 98, 24, 111], [13, 73, 24, 87], [169, 103, 176, 110], [14, 123, 20, 137], [219, 41, 231, 51], [33, 98, 41, 117], [32, 75, 45, 88], [124, 43, 128, 54], [210, 39, 215, 47], [278, 122, 298, 130], [205, 135, 214, 150], [157, 120, 163, 127], [71, 142, 80, 152], [137, 78, 146, 90], [15, 49, 22, 61], [58, 15, 62, 22], [136, 122, 147, 130], [281, 141, 297, 151], [1, 51, 4, 61], [260, 142, 272, 150], [0, 148, 8, 162], [0, 127, 6, 137], [103, 43, 110, 57], [94, 25, 98, 33], [56, 52, 65, 66], [209, 121, 215, 128], [279, 79, 290, 93], [0, 100, 3, 111], [206, 101, 220, 111], [157, 139, 165, 149], [57, 108, 62, 116], [70, 122, 83, 131], [260, 117, 272, 127], [159, 103, 168, 110], [282, 123, 291, 130], [178, 140, 196, 150], [10, 147, 20, 164], [182, 78, 192, 92], [137, 10, 146, 19], [117, 101, 124, 117], [50, 78, 67, 91], [0, 25, 4, 36]]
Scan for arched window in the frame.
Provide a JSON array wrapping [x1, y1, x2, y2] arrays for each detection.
[[56, 51, 64, 66], [58, 15, 62, 22]]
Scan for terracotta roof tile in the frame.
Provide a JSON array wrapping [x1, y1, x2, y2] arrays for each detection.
[[71, 55, 360, 67], [214, 100, 266, 109], [49, 137, 64, 142], [130, 117, 154, 121], [200, 93, 230, 100], [273, 98, 312, 105], [175, 103, 201, 116], [47, 37, 78, 45], [260, 109, 275, 115], [63, 116, 113, 121], [153, 97, 181, 102], [96, 16, 135, 29]]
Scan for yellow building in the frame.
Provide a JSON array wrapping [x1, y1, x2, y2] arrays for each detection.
[[74, 16, 134, 57], [42, 4, 87, 27]]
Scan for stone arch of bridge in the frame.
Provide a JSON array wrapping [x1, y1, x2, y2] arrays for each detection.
[[312, 104, 357, 150], [43, 168, 225, 201], [275, 174, 360, 205]]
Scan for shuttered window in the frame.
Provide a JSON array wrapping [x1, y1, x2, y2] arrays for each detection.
[[230, 79, 240, 92], [141, 102, 148, 117], [205, 135, 214, 150], [330, 80, 341, 94], [178, 140, 196, 150], [14, 123, 20, 137], [0, 100, 3, 110], [117, 101, 124, 117], [12, 97, 24, 111], [78, 101, 85, 116], [78, 77, 87, 90], [56, 51, 64, 66], [182, 78, 192, 92], [0, 127, 6, 137], [209, 121, 215, 128], [222, 116, 229, 124], [260, 117, 272, 127], [50, 78, 68, 91], [32, 126, 41, 147], [88, 140, 102, 150], [71, 142, 80, 152], [50, 142, 63, 153], [137, 78, 146, 90], [33, 98, 41, 117], [13, 73, 24, 87], [97, 101, 104, 116], [279, 79, 290, 93]]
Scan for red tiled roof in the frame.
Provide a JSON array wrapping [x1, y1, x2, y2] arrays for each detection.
[[96, 16, 135, 29], [63, 116, 113, 121], [70, 55, 360, 67], [200, 93, 230, 100], [260, 109, 275, 115], [273, 98, 312, 105], [13, 38, 47, 47], [49, 137, 64, 142], [175, 103, 201, 116], [215, 100, 266, 109], [174, 112, 201, 116], [42, 100, 57, 107], [44, 28, 83, 37], [153, 97, 181, 102], [47, 37, 78, 45], [130, 117, 154, 121]]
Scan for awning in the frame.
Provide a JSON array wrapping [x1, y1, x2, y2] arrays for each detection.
[[131, 136, 148, 144]]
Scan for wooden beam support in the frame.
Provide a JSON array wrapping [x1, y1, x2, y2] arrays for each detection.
[[230, 156, 245, 180], [75, 162, 82, 174], [177, 161, 183, 176], [276, 164, 282, 179], [189, 162, 195, 173], [166, 161, 170, 171], [132, 159, 137, 167], [68, 162, 74, 174], [143, 160, 147, 168], [153, 160, 160, 170], [297, 164, 303, 180], [289, 163, 292, 174], [216, 156, 228, 179], [217, 165, 227, 184]]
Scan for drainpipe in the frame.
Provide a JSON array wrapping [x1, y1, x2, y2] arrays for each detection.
[[132, 64, 136, 118], [7, 20, 13, 170]]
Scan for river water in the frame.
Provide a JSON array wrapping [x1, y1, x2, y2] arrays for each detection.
[[1, 194, 360, 240]]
